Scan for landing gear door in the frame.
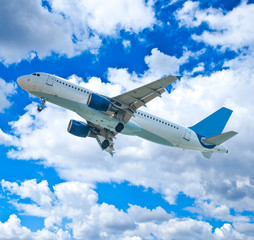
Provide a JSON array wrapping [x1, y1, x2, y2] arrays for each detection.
[[46, 76, 55, 86], [183, 129, 191, 141]]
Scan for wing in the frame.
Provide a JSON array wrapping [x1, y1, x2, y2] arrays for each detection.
[[87, 121, 117, 156], [112, 76, 178, 122]]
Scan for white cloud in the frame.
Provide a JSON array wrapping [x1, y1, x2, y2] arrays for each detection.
[[1, 180, 135, 239], [50, 0, 156, 36], [0, 78, 16, 112], [0, 0, 156, 65], [120, 237, 142, 240], [144, 48, 191, 77], [0, 214, 70, 240], [122, 40, 132, 52], [186, 201, 232, 222], [1, 179, 53, 206], [3, 179, 254, 240], [0, 214, 33, 240], [175, 1, 201, 28], [188, 62, 205, 75], [0, 128, 17, 146], [0, 0, 93, 65], [233, 222, 254, 237], [107, 68, 140, 92], [127, 205, 170, 223], [175, 1, 254, 51], [214, 224, 246, 240]]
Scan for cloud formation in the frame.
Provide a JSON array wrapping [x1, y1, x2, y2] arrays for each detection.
[[2, 179, 253, 240], [175, 1, 254, 51], [0, 78, 16, 113], [0, 214, 71, 240], [0, 0, 156, 65], [50, 0, 155, 35]]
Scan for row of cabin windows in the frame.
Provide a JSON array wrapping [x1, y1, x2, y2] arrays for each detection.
[[137, 111, 179, 129], [54, 78, 176, 129], [55, 79, 89, 94]]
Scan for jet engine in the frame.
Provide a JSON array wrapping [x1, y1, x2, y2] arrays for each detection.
[[87, 93, 116, 112], [67, 120, 91, 138], [86, 93, 125, 133]]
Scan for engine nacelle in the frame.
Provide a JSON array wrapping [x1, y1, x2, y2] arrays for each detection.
[[87, 93, 111, 112], [67, 120, 90, 138]]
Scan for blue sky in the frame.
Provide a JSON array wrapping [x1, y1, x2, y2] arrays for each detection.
[[1, 0, 254, 239]]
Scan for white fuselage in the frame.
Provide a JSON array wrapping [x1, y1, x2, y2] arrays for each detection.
[[17, 73, 228, 154]]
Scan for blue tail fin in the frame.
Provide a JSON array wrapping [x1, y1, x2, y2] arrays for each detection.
[[189, 107, 233, 137]]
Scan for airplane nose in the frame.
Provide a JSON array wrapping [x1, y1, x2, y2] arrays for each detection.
[[17, 74, 34, 91], [17, 77, 22, 86], [17, 75, 26, 89]]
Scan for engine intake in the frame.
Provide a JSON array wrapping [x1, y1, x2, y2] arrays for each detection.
[[87, 93, 111, 112], [67, 120, 90, 138]]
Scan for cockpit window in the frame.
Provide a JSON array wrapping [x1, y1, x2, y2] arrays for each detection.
[[32, 73, 40, 77]]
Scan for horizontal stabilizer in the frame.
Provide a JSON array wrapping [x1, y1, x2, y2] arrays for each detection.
[[202, 131, 238, 146], [201, 151, 213, 159]]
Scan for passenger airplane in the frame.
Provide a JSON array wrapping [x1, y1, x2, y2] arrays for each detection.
[[17, 73, 237, 158]]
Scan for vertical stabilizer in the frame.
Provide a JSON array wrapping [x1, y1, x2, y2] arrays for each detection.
[[189, 107, 233, 137]]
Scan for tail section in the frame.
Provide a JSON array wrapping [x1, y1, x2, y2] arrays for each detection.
[[189, 107, 233, 137], [189, 107, 238, 159]]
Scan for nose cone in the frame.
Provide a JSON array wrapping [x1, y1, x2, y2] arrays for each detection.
[[17, 76, 22, 87], [17, 75, 27, 89]]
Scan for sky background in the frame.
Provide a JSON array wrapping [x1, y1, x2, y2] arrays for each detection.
[[0, 0, 254, 239]]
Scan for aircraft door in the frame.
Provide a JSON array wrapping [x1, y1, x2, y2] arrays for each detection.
[[46, 76, 55, 86], [183, 129, 191, 141]]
